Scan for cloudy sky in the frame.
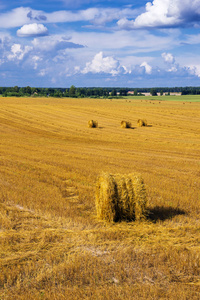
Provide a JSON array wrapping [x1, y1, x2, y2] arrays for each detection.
[[1, 0, 200, 87]]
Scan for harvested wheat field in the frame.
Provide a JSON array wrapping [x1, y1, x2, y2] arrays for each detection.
[[0, 96, 200, 300]]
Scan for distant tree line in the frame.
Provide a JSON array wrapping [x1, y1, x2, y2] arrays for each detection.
[[0, 86, 128, 98], [1, 85, 200, 98]]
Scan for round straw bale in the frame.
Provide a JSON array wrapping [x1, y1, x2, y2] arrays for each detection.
[[143, 119, 148, 126], [137, 119, 147, 127], [95, 173, 118, 222], [121, 121, 131, 128], [131, 174, 147, 220], [88, 120, 98, 128], [137, 119, 143, 127], [113, 174, 135, 220], [95, 173, 147, 222]]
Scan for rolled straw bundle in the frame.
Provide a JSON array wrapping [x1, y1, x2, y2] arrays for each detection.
[[88, 120, 98, 128], [137, 119, 147, 127], [96, 172, 147, 222], [121, 121, 132, 128]]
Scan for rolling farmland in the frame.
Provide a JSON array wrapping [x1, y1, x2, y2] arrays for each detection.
[[0, 96, 200, 299]]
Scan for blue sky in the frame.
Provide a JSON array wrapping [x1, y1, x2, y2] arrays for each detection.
[[1, 0, 200, 87]]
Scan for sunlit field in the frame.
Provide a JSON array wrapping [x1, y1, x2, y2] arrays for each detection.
[[0, 96, 200, 299], [127, 94, 200, 102]]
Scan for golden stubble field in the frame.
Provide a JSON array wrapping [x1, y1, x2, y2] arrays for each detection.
[[0, 96, 200, 299]]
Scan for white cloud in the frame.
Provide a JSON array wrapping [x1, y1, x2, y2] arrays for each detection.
[[17, 23, 49, 37], [74, 66, 80, 73], [82, 52, 120, 75], [70, 30, 176, 54], [32, 36, 62, 51], [117, 18, 135, 29], [0, 6, 139, 29], [43, 8, 98, 23], [0, 7, 32, 28], [162, 52, 175, 64], [118, 0, 200, 29], [32, 55, 42, 69], [134, 0, 178, 28], [7, 43, 32, 61], [0, 32, 11, 43], [140, 61, 152, 74], [161, 52, 179, 72], [189, 65, 200, 77], [176, 54, 200, 77], [88, 7, 139, 26], [183, 33, 200, 45], [168, 66, 178, 72], [44, 7, 139, 26], [161, 52, 198, 76], [38, 68, 49, 77], [32, 35, 84, 53], [122, 65, 131, 74]]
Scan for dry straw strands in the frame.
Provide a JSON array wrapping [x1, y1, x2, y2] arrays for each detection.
[[121, 120, 132, 128], [88, 120, 98, 128], [137, 119, 147, 127], [95, 172, 147, 222]]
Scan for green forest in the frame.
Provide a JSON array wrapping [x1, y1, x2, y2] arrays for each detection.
[[1, 85, 200, 98]]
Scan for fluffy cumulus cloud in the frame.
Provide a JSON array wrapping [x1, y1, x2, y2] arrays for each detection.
[[161, 52, 179, 72], [190, 65, 200, 78], [0, 32, 86, 83], [140, 61, 152, 74], [161, 52, 195, 75], [118, 0, 200, 29], [81, 52, 157, 78], [17, 23, 49, 37], [32, 55, 43, 69], [82, 52, 120, 75], [162, 52, 175, 64], [7, 44, 32, 61]]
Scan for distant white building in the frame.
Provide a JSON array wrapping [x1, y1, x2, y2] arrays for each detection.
[[127, 91, 182, 96]]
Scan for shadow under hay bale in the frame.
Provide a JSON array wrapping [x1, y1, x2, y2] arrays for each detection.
[[95, 172, 147, 222], [121, 120, 132, 128], [147, 206, 185, 222], [137, 119, 147, 127], [88, 120, 98, 128]]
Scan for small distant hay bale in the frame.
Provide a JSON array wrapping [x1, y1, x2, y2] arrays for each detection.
[[95, 172, 147, 222], [88, 120, 98, 128], [137, 119, 147, 127], [121, 120, 132, 128]]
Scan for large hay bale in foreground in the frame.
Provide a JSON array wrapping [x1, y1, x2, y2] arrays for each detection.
[[88, 120, 98, 128], [137, 119, 147, 127], [96, 173, 147, 222], [121, 120, 132, 128]]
